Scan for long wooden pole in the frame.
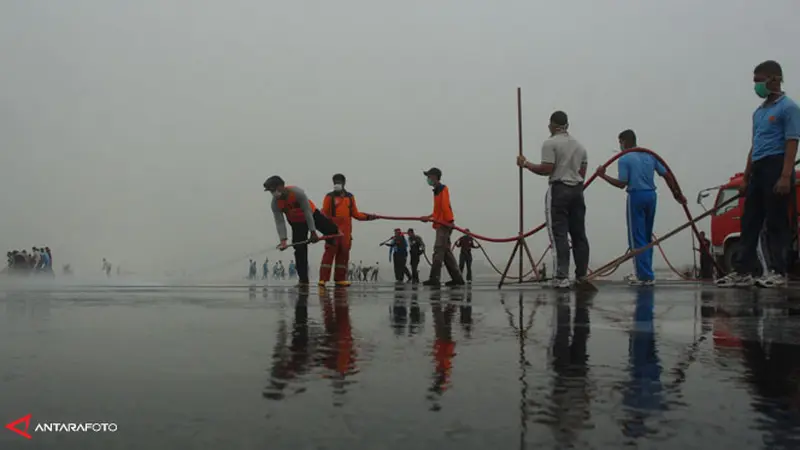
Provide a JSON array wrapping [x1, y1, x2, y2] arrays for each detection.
[[517, 87, 524, 283]]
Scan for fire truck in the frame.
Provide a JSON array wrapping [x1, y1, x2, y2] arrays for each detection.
[[698, 172, 800, 274]]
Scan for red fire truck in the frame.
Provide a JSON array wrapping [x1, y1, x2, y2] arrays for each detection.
[[699, 172, 800, 274]]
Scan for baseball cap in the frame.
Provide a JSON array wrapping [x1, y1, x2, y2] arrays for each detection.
[[423, 167, 442, 178]]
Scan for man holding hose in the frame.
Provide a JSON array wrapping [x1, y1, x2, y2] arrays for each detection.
[[517, 111, 590, 289], [264, 175, 339, 287], [421, 167, 465, 287], [595, 129, 685, 286], [717, 60, 800, 288], [319, 173, 377, 287]]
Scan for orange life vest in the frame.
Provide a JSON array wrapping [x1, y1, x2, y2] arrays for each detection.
[[276, 186, 317, 223]]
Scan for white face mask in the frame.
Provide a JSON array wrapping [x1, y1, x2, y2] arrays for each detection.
[[333, 184, 343, 192], [271, 190, 282, 199]]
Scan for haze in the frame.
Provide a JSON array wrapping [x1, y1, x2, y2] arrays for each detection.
[[2, 0, 799, 278]]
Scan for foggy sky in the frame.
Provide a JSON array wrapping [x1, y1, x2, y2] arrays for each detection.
[[2, 0, 799, 278]]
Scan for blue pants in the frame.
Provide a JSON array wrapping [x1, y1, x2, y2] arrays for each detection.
[[626, 190, 657, 281]]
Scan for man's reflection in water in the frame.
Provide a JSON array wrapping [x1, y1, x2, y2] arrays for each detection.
[[389, 285, 424, 336], [459, 289, 473, 338], [390, 285, 408, 336], [428, 290, 457, 411], [319, 287, 358, 407], [620, 287, 665, 440], [545, 289, 593, 447], [738, 290, 800, 450], [263, 291, 312, 401]]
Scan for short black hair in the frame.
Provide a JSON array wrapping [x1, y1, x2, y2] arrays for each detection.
[[332, 173, 346, 183], [550, 111, 568, 126], [263, 175, 285, 191], [754, 60, 782, 77], [618, 129, 637, 146]]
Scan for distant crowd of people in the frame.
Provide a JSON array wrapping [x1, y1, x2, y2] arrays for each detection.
[[247, 257, 381, 283], [4, 247, 55, 276], [349, 261, 380, 282], [248, 258, 298, 281]]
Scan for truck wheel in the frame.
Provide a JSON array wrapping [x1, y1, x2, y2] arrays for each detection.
[[723, 240, 741, 274]]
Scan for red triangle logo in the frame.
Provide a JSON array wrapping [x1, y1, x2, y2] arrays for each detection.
[[6, 414, 32, 439]]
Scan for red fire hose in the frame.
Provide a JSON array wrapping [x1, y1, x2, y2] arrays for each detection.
[[373, 147, 721, 273]]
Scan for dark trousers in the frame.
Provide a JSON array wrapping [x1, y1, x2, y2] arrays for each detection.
[[393, 254, 410, 282], [546, 182, 590, 279], [289, 210, 339, 283], [429, 227, 464, 282], [409, 253, 421, 283], [458, 252, 473, 281], [734, 155, 793, 276]]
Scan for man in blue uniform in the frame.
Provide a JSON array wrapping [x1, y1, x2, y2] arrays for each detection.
[[596, 129, 685, 285], [717, 60, 800, 288]]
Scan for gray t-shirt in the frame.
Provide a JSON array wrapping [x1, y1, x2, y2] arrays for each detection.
[[541, 133, 588, 186]]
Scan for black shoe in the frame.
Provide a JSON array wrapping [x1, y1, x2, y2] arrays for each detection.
[[422, 279, 440, 287], [445, 280, 465, 287]]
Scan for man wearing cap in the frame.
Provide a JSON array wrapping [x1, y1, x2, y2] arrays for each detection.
[[517, 111, 590, 289], [263, 175, 339, 287], [407, 228, 426, 284], [319, 173, 377, 287], [422, 168, 465, 287]]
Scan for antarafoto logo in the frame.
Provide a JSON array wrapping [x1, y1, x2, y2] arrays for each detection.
[[5, 414, 118, 439]]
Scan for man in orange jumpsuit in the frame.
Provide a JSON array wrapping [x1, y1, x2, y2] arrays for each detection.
[[319, 173, 376, 287], [422, 167, 465, 287]]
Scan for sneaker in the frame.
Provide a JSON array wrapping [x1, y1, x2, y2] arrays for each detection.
[[756, 271, 787, 288], [445, 280, 465, 287], [628, 279, 656, 287], [715, 272, 754, 288], [317, 280, 327, 287], [422, 279, 440, 287], [334, 280, 351, 287], [551, 278, 572, 289]]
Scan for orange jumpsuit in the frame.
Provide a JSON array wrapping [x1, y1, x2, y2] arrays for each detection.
[[319, 191, 369, 283]]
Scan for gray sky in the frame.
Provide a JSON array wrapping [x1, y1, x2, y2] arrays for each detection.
[[2, 0, 799, 278]]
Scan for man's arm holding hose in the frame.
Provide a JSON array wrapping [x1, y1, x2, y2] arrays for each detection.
[[654, 160, 686, 204], [662, 171, 686, 204], [596, 155, 627, 190], [271, 198, 289, 245], [350, 195, 376, 221]]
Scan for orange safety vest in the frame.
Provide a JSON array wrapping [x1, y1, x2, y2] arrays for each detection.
[[323, 191, 367, 238], [276, 186, 317, 223], [431, 184, 454, 229]]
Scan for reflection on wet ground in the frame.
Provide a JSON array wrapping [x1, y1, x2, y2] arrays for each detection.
[[1, 281, 800, 449]]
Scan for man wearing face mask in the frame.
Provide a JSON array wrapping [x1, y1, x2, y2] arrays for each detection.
[[264, 175, 339, 287], [517, 111, 590, 289], [716, 60, 800, 289], [421, 168, 465, 287], [595, 129, 685, 286], [319, 173, 377, 287]]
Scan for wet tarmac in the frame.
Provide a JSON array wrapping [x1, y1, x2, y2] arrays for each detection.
[[1, 280, 800, 449]]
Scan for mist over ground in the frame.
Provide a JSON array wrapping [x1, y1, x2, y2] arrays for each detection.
[[1, 0, 798, 278]]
